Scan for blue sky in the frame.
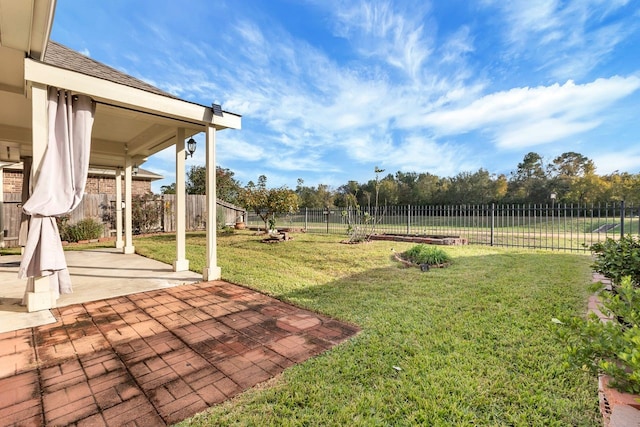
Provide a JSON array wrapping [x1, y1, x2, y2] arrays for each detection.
[[51, 0, 640, 193]]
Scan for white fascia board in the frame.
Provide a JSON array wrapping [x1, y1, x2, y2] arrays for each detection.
[[30, 0, 57, 60], [24, 58, 242, 130]]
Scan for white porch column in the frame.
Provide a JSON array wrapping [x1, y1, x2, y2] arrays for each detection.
[[115, 168, 124, 249], [173, 128, 189, 271], [25, 83, 56, 311], [0, 167, 4, 251], [203, 125, 220, 281], [123, 155, 135, 254]]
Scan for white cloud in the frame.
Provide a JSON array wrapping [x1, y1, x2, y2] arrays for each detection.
[[481, 0, 639, 79], [440, 26, 474, 65], [593, 148, 640, 175], [217, 136, 266, 162], [383, 135, 477, 176], [419, 76, 640, 148], [496, 118, 599, 148], [149, 146, 179, 165], [328, 0, 433, 79]]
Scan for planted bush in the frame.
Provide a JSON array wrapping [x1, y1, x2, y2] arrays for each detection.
[[59, 217, 104, 242], [555, 236, 640, 394], [555, 277, 640, 394], [590, 235, 640, 293], [132, 194, 162, 234], [401, 244, 451, 266]]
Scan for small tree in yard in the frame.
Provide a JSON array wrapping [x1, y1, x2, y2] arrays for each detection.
[[132, 193, 162, 234], [343, 166, 386, 243], [239, 175, 299, 233]]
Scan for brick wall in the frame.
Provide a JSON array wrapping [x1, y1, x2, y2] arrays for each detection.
[[2, 170, 153, 196]]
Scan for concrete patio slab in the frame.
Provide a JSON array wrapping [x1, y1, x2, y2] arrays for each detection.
[[0, 280, 359, 426], [0, 248, 202, 334]]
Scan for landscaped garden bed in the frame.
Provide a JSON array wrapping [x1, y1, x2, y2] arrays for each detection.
[[371, 233, 468, 245]]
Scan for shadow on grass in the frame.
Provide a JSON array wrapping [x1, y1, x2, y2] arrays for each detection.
[[194, 251, 600, 426]]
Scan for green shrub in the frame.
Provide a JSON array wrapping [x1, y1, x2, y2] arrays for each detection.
[[590, 235, 640, 292], [132, 193, 162, 234], [59, 217, 104, 242], [216, 206, 227, 230], [401, 244, 452, 266], [555, 277, 640, 394], [220, 225, 235, 234]]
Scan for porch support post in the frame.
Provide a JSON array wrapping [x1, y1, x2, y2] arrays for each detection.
[[0, 167, 4, 251], [115, 168, 124, 249], [25, 83, 56, 312], [123, 154, 135, 254], [203, 125, 220, 281], [173, 128, 189, 271]]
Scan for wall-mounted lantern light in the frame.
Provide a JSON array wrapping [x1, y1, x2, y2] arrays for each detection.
[[186, 137, 197, 159]]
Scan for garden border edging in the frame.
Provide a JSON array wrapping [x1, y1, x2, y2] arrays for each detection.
[[590, 273, 640, 427]]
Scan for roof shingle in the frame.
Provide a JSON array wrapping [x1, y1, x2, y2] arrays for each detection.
[[43, 41, 179, 100]]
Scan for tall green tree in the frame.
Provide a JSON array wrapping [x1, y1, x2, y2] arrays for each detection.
[[603, 172, 640, 204], [185, 165, 206, 194], [173, 166, 242, 204], [215, 167, 242, 205], [508, 152, 551, 203], [334, 181, 360, 208], [295, 179, 335, 208], [444, 169, 496, 204], [549, 152, 597, 202], [160, 183, 176, 194]]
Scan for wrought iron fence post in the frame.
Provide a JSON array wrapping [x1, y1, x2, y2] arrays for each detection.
[[620, 200, 625, 237], [305, 207, 308, 231], [490, 203, 495, 246], [323, 207, 330, 234], [407, 204, 411, 235]]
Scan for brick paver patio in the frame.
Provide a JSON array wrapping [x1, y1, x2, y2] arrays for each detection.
[[0, 281, 359, 426]]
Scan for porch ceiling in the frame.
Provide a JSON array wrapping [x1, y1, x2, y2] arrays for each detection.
[[0, 85, 203, 168]]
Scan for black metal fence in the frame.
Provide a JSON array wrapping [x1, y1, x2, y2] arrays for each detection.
[[247, 202, 640, 252]]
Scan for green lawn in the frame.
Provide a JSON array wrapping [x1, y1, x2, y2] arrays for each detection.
[[134, 231, 599, 425]]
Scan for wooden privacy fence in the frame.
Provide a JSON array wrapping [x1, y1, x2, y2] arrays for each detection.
[[1, 194, 246, 247]]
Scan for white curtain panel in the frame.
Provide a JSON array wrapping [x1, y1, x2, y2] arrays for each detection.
[[19, 87, 95, 303]]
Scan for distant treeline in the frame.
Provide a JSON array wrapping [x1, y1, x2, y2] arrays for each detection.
[[162, 152, 640, 209], [295, 151, 640, 208]]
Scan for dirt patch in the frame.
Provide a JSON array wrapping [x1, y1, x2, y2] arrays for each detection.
[[371, 234, 467, 245]]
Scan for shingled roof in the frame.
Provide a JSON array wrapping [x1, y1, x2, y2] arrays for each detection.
[[43, 41, 180, 100]]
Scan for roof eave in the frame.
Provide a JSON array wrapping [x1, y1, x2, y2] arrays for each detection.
[[24, 57, 242, 131], [0, 0, 56, 60]]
